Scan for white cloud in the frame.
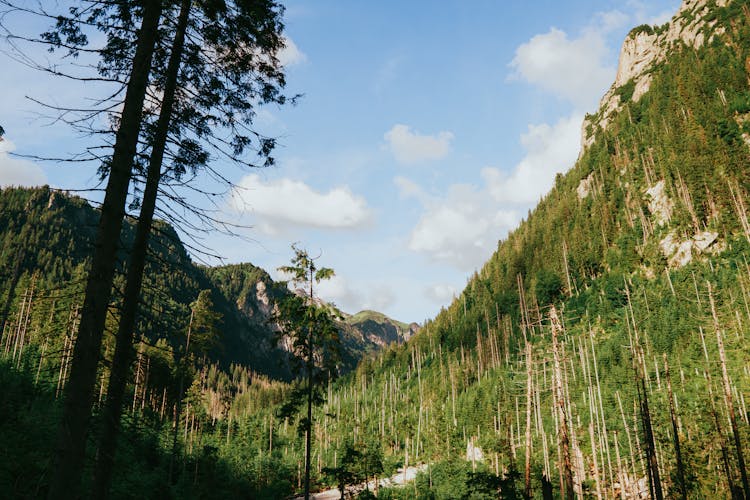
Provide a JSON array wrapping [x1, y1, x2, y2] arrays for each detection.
[[316, 274, 395, 314], [482, 113, 583, 205], [399, 110, 582, 270], [278, 37, 307, 67], [627, 1, 678, 26], [230, 174, 372, 234], [0, 139, 47, 187], [510, 3, 680, 110], [424, 283, 457, 304], [384, 124, 454, 165], [394, 175, 428, 202], [400, 179, 520, 270], [509, 27, 614, 110]]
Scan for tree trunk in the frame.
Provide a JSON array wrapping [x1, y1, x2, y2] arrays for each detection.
[[47, 4, 163, 498], [664, 355, 687, 500], [637, 362, 663, 500], [709, 283, 750, 498], [304, 328, 314, 499], [524, 340, 533, 499], [550, 306, 574, 499], [91, 1, 190, 497]]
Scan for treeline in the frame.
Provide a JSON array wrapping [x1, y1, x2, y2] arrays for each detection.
[[241, 1, 750, 497]]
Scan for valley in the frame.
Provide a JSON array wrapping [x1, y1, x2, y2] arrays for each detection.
[[3, 0, 750, 498]]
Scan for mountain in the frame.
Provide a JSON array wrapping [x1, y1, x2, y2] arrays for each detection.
[[4, 0, 750, 498], [282, 0, 750, 497], [0, 186, 408, 379], [343, 310, 419, 346]]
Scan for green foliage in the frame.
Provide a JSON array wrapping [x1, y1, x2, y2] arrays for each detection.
[[534, 269, 564, 305], [615, 78, 637, 103], [7, 2, 750, 499], [629, 24, 655, 37]]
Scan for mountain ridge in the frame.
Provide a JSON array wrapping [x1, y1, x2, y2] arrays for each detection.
[[0, 186, 409, 379]]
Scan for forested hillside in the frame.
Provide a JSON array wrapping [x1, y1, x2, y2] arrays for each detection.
[[261, 0, 750, 497], [4, 0, 750, 498], [0, 186, 416, 496]]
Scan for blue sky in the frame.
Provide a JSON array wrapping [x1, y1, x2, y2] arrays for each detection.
[[0, 0, 679, 323]]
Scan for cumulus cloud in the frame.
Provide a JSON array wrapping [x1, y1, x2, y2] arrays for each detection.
[[384, 124, 454, 165], [399, 110, 582, 270], [316, 274, 395, 314], [278, 37, 307, 67], [424, 283, 457, 304], [510, 27, 614, 110], [482, 113, 583, 205], [230, 174, 372, 234], [510, 4, 680, 110], [399, 178, 519, 270], [627, 1, 678, 26], [0, 139, 47, 188]]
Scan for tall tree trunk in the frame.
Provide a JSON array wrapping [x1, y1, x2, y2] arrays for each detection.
[[169, 309, 193, 484], [47, 4, 163, 498], [92, 1, 190, 497], [304, 329, 313, 500], [699, 325, 738, 497], [709, 283, 750, 498], [637, 358, 663, 500], [305, 270, 314, 500], [549, 306, 574, 499], [524, 340, 533, 499], [664, 355, 687, 500]]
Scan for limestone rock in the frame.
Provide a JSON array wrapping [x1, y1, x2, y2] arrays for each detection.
[[659, 230, 724, 268], [692, 231, 718, 252], [581, 0, 728, 153], [577, 173, 595, 200], [645, 180, 673, 226]]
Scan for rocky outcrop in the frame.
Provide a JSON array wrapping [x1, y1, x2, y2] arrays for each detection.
[[659, 230, 724, 268], [577, 173, 595, 200], [645, 180, 673, 226], [466, 439, 484, 463], [582, 0, 729, 152]]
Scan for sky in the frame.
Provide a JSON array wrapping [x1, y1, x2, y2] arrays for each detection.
[[0, 0, 680, 324]]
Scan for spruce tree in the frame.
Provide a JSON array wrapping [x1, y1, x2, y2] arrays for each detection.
[[93, 0, 288, 496], [45, 4, 164, 497], [275, 245, 341, 499]]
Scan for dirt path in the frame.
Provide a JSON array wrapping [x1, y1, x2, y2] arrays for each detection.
[[295, 464, 428, 499]]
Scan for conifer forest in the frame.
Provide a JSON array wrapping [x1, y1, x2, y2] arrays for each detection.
[[4, 0, 750, 498]]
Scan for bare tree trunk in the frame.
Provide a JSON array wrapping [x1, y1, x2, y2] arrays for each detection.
[[47, 4, 163, 498], [550, 306, 574, 499], [304, 270, 315, 500], [169, 309, 193, 485], [524, 340, 533, 499], [709, 283, 750, 498], [636, 359, 662, 500], [698, 325, 737, 496], [664, 355, 687, 499]]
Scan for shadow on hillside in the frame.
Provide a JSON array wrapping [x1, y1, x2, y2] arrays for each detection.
[[0, 360, 291, 499]]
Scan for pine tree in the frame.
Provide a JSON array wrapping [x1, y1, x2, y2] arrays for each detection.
[[92, 1, 287, 495], [275, 245, 340, 499], [46, 4, 164, 497]]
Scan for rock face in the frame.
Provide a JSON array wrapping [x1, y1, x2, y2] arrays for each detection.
[[342, 310, 418, 349], [576, 173, 595, 200], [644, 180, 673, 227], [582, 0, 729, 152], [659, 230, 723, 268]]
